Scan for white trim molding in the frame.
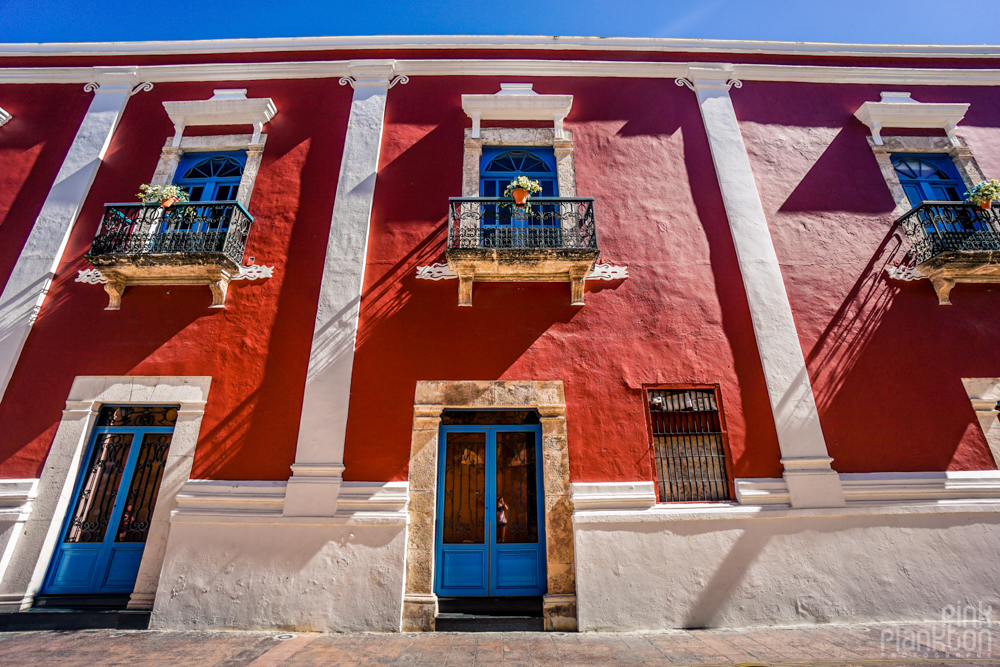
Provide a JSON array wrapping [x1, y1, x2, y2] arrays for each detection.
[[854, 92, 969, 146], [0, 480, 38, 588], [285, 60, 401, 518], [462, 83, 573, 139], [678, 64, 844, 509], [0, 70, 151, 407], [0, 376, 210, 612], [0, 106, 10, 127], [963, 378, 1000, 468], [5, 35, 1000, 60], [163, 89, 276, 146]]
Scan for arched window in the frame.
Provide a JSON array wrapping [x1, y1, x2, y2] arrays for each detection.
[[480, 148, 557, 198], [891, 155, 964, 207], [174, 151, 246, 202]]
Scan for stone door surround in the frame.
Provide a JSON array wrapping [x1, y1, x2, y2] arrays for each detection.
[[402, 380, 576, 631]]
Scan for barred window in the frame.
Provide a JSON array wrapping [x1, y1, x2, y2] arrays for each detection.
[[647, 387, 732, 502]]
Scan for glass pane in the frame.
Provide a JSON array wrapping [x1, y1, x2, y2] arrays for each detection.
[[495, 431, 538, 544], [97, 406, 178, 428], [115, 433, 172, 543], [65, 433, 134, 543], [442, 432, 486, 544]]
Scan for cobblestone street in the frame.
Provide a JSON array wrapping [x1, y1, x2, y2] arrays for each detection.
[[3, 622, 1000, 666]]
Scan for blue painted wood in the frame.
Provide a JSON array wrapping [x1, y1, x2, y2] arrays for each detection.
[[170, 151, 247, 232], [479, 147, 558, 229], [891, 154, 965, 207], [435, 424, 546, 598], [41, 420, 175, 596]]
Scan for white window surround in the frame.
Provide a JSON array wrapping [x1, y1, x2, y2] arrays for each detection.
[[963, 378, 1000, 468], [148, 133, 267, 209], [867, 134, 986, 218], [462, 127, 576, 198], [854, 92, 969, 147], [462, 83, 573, 139], [0, 106, 11, 127], [162, 89, 276, 147], [0, 376, 210, 613]]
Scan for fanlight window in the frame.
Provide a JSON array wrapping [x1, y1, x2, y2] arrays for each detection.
[[893, 157, 954, 182], [182, 155, 244, 179], [483, 150, 553, 174]]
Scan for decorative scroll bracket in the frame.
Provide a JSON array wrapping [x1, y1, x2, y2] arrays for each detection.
[[415, 262, 628, 281]]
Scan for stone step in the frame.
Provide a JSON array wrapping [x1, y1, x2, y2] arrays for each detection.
[[435, 613, 544, 632], [0, 610, 150, 632]]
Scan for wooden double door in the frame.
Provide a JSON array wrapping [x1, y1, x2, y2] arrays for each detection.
[[435, 424, 546, 597]]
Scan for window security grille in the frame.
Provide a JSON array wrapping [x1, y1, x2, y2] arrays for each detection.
[[648, 388, 731, 502]]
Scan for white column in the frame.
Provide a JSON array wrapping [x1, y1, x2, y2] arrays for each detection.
[[284, 61, 402, 517], [0, 69, 150, 404], [678, 65, 844, 508]]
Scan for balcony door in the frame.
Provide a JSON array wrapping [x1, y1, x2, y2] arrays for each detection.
[[479, 148, 558, 242], [41, 406, 177, 596], [435, 421, 546, 597], [891, 155, 964, 207], [164, 151, 246, 233]]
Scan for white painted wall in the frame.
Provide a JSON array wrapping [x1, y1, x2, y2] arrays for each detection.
[[574, 483, 1000, 631], [151, 480, 409, 631]]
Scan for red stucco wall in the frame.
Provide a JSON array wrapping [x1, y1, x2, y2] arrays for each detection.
[[343, 76, 784, 484], [0, 84, 91, 292], [735, 82, 1000, 472], [0, 79, 353, 480]]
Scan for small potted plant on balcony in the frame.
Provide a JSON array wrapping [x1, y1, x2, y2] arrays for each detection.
[[136, 183, 190, 208], [503, 176, 543, 208], [965, 180, 1000, 210]]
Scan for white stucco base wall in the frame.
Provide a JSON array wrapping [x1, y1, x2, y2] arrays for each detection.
[[150, 480, 408, 632], [573, 481, 1000, 631]]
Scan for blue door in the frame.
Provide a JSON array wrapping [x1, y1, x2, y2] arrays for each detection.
[[892, 155, 964, 207], [435, 424, 546, 597], [479, 148, 558, 245], [41, 406, 177, 595], [164, 151, 246, 233]]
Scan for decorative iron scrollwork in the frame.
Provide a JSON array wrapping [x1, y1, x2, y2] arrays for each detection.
[[447, 197, 598, 251]]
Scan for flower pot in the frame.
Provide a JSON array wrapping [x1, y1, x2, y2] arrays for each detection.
[[160, 196, 179, 208], [511, 188, 529, 207], [980, 201, 994, 211]]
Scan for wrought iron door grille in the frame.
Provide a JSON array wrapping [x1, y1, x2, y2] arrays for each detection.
[[897, 202, 1000, 264], [648, 388, 731, 502]]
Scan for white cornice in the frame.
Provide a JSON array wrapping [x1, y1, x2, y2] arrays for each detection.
[[854, 91, 969, 145], [0, 59, 999, 87], [3, 34, 1000, 59]]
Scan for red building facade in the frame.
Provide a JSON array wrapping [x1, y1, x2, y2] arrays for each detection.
[[0, 36, 999, 632]]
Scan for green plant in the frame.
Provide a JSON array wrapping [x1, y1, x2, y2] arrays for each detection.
[[965, 180, 1000, 207], [136, 183, 190, 204], [503, 176, 543, 198]]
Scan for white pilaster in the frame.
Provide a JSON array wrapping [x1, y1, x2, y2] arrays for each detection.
[[0, 69, 150, 405], [677, 65, 844, 508], [284, 61, 401, 517]]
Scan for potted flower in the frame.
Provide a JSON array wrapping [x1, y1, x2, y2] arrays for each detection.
[[136, 183, 190, 208], [503, 176, 543, 208], [965, 180, 1000, 210]]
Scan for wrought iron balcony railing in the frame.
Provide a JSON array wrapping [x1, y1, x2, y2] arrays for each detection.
[[448, 197, 598, 250], [87, 201, 254, 268], [898, 201, 1000, 265]]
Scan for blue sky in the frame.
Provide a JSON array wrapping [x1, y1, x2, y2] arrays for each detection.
[[1, 0, 997, 46]]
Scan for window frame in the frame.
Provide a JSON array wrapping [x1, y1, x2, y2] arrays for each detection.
[[642, 383, 736, 504]]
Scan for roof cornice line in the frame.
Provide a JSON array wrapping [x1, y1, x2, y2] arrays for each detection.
[[1, 59, 999, 86], [2, 34, 1000, 59]]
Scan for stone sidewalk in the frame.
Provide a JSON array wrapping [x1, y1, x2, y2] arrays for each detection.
[[2, 622, 1000, 666]]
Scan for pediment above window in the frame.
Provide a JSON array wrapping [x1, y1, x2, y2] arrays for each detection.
[[854, 92, 969, 146], [462, 84, 573, 138], [162, 89, 277, 146]]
